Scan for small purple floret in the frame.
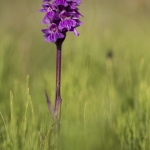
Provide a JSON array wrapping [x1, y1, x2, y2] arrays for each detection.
[[42, 23, 64, 42], [39, 0, 83, 43]]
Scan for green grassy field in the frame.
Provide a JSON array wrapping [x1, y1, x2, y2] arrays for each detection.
[[1, 0, 150, 149]]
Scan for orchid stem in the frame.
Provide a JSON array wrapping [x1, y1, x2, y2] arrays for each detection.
[[53, 41, 63, 150], [55, 42, 62, 116]]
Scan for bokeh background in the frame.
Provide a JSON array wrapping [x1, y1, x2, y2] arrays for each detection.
[[1, 0, 150, 149]]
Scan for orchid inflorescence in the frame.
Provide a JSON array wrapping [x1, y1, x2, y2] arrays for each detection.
[[39, 0, 83, 43]]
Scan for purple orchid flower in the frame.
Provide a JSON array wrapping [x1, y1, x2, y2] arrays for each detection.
[[42, 23, 64, 42], [39, 0, 83, 43], [58, 10, 77, 31]]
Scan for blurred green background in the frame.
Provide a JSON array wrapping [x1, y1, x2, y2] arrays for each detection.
[[1, 0, 150, 149]]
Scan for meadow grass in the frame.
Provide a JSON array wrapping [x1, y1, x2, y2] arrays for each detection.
[[1, 0, 150, 149]]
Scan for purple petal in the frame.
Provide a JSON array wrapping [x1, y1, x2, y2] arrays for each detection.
[[48, 32, 64, 42], [69, 28, 79, 36], [44, 34, 50, 42], [73, 19, 83, 27], [41, 29, 51, 34], [42, 11, 55, 24], [49, 34, 56, 42], [56, 32, 64, 39], [75, 0, 81, 4], [38, 8, 47, 12], [42, 16, 51, 24], [58, 19, 76, 30], [42, 3, 53, 12], [53, 0, 68, 6], [46, 11, 55, 19], [73, 29, 79, 36], [39, 3, 52, 12], [74, 10, 84, 17], [70, 3, 78, 9]]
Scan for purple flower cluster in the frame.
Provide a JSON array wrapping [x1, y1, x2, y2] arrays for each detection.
[[39, 0, 83, 43]]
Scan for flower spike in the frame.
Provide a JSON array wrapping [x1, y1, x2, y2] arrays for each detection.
[[39, 0, 83, 43]]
